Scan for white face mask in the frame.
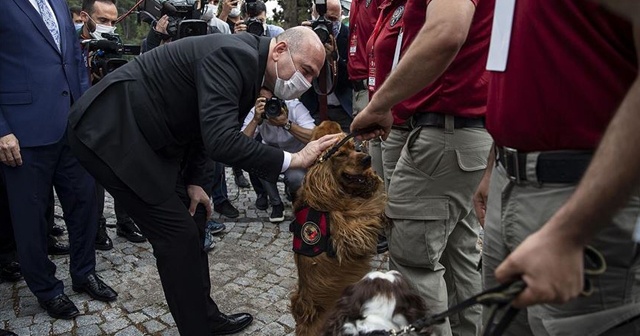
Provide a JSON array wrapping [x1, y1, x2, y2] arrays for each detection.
[[229, 7, 241, 17], [74, 23, 84, 31], [274, 50, 312, 100], [201, 3, 218, 22], [87, 14, 116, 40]]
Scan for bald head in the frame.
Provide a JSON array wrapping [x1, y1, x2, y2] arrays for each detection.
[[263, 27, 325, 96]]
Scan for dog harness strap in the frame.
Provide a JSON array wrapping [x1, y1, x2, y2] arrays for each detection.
[[290, 206, 334, 257]]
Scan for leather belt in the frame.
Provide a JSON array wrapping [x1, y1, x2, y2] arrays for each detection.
[[496, 146, 593, 184], [410, 112, 485, 129], [351, 79, 367, 91]]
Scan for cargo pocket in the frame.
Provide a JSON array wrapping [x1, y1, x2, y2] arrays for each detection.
[[386, 196, 451, 269], [455, 144, 490, 173]]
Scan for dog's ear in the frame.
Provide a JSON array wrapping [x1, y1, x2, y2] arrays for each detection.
[[311, 121, 344, 141]]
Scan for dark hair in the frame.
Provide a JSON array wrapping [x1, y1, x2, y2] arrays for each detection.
[[81, 0, 117, 15], [70, 5, 82, 16], [243, 0, 267, 18]]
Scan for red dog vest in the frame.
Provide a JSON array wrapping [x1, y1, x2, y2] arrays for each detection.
[[290, 206, 335, 257]]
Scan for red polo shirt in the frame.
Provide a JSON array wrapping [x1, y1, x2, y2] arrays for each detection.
[[367, 0, 407, 125], [486, 1, 637, 152], [348, 0, 382, 81], [392, 0, 494, 121]]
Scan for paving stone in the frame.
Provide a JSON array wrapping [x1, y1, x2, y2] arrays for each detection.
[[0, 168, 390, 335]]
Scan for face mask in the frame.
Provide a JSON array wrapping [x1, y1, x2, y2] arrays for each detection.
[[229, 7, 241, 18], [332, 21, 340, 36], [201, 3, 218, 21], [74, 23, 84, 31], [274, 50, 312, 100], [86, 14, 116, 40]]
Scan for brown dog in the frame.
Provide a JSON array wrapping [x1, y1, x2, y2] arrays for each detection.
[[290, 121, 387, 336]]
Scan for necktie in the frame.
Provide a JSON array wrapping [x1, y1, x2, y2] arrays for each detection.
[[34, 0, 61, 51]]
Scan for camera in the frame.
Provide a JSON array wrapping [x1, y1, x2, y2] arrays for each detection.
[[82, 33, 141, 80], [263, 97, 286, 119], [312, 0, 332, 43], [245, 17, 264, 36], [139, 0, 208, 39]]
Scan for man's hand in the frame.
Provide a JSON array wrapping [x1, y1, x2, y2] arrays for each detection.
[[187, 185, 212, 219], [234, 20, 247, 33], [350, 100, 393, 140], [473, 169, 491, 227], [0, 134, 22, 167], [495, 224, 585, 308], [323, 35, 336, 59], [290, 133, 340, 168], [254, 97, 266, 121], [155, 15, 169, 35]]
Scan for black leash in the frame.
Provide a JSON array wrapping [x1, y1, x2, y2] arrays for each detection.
[[318, 126, 380, 163]]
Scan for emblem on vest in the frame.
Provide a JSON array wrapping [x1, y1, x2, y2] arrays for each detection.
[[390, 6, 404, 27], [301, 221, 321, 245]]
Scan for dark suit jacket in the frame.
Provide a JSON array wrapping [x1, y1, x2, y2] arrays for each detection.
[[300, 23, 353, 117], [0, 0, 89, 147], [69, 33, 284, 204]]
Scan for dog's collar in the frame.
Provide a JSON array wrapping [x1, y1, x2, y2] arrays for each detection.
[[317, 126, 380, 163]]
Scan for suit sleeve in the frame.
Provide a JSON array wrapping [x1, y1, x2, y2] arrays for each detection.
[[0, 107, 10, 137], [182, 139, 215, 191], [195, 46, 285, 183]]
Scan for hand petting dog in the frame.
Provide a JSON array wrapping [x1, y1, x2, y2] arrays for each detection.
[[290, 133, 341, 169]]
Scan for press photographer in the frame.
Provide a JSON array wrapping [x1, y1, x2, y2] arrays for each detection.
[[241, 89, 316, 222], [139, 0, 209, 50], [233, 0, 284, 37], [300, 0, 353, 132]]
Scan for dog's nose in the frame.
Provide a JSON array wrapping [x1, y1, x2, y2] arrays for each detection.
[[361, 155, 372, 167]]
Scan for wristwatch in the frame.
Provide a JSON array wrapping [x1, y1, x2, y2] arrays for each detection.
[[283, 120, 292, 131]]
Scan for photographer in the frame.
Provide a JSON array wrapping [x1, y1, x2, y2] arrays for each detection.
[[233, 0, 284, 37], [300, 0, 352, 132], [241, 89, 315, 222], [201, 0, 232, 34], [78, 0, 146, 248]]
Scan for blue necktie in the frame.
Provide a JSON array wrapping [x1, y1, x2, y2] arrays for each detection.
[[35, 0, 61, 51]]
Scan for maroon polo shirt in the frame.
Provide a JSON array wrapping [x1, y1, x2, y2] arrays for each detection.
[[348, 0, 382, 81], [486, 1, 637, 152], [392, 0, 494, 121], [367, 0, 408, 125]]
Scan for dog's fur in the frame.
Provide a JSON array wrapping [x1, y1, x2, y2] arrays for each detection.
[[290, 121, 387, 336], [323, 270, 431, 336]]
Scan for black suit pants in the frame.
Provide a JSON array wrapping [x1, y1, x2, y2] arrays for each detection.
[[68, 131, 222, 336]]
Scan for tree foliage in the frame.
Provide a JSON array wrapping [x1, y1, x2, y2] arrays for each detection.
[[272, 0, 311, 29]]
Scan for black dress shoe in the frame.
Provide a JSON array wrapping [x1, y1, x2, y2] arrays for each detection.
[[376, 235, 389, 254], [50, 224, 65, 237], [72, 273, 118, 302], [48, 241, 70, 255], [116, 221, 147, 243], [211, 313, 253, 335], [214, 200, 239, 218], [38, 293, 80, 319], [234, 173, 251, 188], [0, 328, 18, 336], [0, 261, 22, 282], [95, 223, 113, 251]]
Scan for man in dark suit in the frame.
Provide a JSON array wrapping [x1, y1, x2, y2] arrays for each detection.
[[68, 27, 337, 335], [301, 0, 353, 132], [0, 0, 117, 320]]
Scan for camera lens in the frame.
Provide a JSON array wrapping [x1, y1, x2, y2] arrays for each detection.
[[264, 98, 283, 118]]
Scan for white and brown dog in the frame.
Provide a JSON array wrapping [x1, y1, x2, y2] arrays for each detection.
[[322, 270, 431, 336]]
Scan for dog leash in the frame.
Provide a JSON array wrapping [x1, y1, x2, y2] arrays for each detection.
[[366, 246, 606, 336], [318, 126, 381, 163]]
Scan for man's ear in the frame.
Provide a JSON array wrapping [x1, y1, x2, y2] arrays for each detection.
[[272, 41, 288, 62]]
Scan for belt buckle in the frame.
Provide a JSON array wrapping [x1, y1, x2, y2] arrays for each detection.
[[503, 147, 521, 183]]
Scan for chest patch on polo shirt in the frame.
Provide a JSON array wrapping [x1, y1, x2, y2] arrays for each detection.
[[390, 6, 404, 27], [290, 206, 335, 257]]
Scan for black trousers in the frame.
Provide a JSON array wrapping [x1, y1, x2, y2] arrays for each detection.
[[0, 173, 16, 266], [68, 131, 222, 336]]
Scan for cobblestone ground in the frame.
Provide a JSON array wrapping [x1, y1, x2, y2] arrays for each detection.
[[0, 168, 389, 335]]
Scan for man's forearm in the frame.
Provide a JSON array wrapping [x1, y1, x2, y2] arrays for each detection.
[[369, 0, 476, 110], [550, 76, 640, 245], [288, 124, 313, 144], [242, 119, 259, 138]]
